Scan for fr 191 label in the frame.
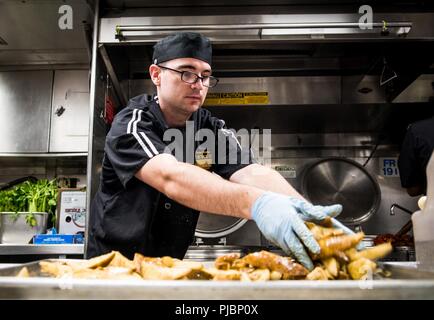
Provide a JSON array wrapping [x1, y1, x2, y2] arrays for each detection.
[[380, 158, 400, 177]]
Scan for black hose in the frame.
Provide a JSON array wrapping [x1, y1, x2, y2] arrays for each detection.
[[0, 176, 38, 191]]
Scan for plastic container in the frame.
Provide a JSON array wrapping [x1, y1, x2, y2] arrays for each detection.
[[33, 233, 84, 244], [412, 151, 434, 271]]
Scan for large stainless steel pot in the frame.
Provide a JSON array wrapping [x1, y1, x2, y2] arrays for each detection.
[[195, 212, 247, 238], [184, 245, 245, 261], [301, 157, 381, 225]]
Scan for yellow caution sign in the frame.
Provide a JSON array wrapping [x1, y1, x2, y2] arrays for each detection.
[[204, 92, 269, 106]]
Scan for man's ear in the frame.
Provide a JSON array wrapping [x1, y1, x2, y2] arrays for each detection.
[[149, 64, 161, 86]]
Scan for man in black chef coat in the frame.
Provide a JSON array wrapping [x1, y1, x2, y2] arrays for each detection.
[[398, 116, 434, 197], [87, 32, 353, 270]]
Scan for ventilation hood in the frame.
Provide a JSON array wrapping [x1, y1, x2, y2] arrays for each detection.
[[0, 0, 93, 67], [97, 9, 434, 104], [100, 13, 422, 44]]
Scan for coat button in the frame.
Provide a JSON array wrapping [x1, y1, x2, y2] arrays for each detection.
[[164, 202, 171, 210]]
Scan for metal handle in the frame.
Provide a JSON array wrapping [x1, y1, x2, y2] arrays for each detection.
[[0, 176, 38, 191], [55, 106, 65, 117], [115, 21, 412, 40], [390, 203, 414, 237], [390, 203, 413, 216], [116, 22, 412, 32], [395, 220, 413, 237]]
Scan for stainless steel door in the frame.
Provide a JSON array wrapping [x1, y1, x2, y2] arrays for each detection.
[[0, 71, 53, 153], [49, 70, 90, 152]]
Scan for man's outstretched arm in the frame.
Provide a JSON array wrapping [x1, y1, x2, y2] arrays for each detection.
[[135, 153, 322, 269], [135, 153, 264, 219], [229, 163, 305, 199]]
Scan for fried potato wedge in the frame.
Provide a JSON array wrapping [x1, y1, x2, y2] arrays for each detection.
[[206, 268, 243, 281], [346, 243, 393, 262], [140, 262, 192, 280], [215, 253, 241, 270], [72, 267, 142, 280], [85, 251, 116, 269], [337, 271, 350, 280], [247, 268, 271, 281], [306, 267, 329, 280], [306, 222, 345, 241], [172, 260, 204, 270], [242, 251, 308, 280], [347, 258, 377, 280], [40, 261, 73, 277], [108, 251, 135, 270], [317, 232, 365, 259], [270, 270, 283, 280], [16, 267, 30, 278], [185, 269, 214, 280], [322, 257, 339, 278]]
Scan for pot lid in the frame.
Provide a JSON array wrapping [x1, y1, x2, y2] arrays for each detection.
[[195, 212, 247, 238], [301, 157, 381, 225]]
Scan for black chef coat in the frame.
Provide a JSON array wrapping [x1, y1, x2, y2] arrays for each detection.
[[398, 117, 434, 192], [87, 94, 253, 259]]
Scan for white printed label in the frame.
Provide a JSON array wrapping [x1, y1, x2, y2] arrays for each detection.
[[380, 158, 400, 177], [274, 165, 297, 179]]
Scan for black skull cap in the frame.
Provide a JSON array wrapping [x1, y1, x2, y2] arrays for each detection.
[[152, 32, 212, 65]]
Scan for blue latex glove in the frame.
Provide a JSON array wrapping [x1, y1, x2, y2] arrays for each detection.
[[251, 192, 320, 270], [287, 196, 365, 250]]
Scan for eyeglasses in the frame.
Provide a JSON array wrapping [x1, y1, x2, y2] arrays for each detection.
[[158, 65, 219, 88]]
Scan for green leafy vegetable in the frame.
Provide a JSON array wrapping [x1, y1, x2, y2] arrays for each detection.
[[0, 179, 58, 227], [25, 212, 38, 227]]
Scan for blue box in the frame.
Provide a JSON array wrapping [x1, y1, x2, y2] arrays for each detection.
[[33, 233, 84, 244]]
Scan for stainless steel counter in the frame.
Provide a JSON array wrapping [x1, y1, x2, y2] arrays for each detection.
[[0, 263, 19, 269], [0, 244, 84, 255], [0, 244, 84, 263], [0, 277, 433, 299]]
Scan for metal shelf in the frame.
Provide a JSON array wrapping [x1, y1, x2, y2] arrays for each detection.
[[0, 244, 84, 255], [0, 153, 88, 158]]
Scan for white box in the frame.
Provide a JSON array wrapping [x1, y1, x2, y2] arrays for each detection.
[[57, 191, 86, 234]]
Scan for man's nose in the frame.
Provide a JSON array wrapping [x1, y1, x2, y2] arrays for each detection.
[[191, 78, 205, 90]]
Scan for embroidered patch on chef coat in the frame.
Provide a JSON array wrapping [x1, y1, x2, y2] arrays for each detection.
[[195, 148, 213, 170]]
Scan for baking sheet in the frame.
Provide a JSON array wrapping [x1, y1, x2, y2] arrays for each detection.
[[1, 259, 434, 280], [0, 259, 66, 277], [1, 260, 434, 299]]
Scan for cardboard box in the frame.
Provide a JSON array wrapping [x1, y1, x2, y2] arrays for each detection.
[[57, 189, 86, 234]]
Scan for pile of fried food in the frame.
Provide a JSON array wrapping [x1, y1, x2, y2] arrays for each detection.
[[374, 233, 414, 247], [304, 222, 391, 280], [16, 222, 392, 281]]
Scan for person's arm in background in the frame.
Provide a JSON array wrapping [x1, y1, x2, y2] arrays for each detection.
[[398, 124, 426, 197], [406, 185, 425, 197]]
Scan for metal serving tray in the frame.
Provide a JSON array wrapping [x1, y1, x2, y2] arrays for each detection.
[[1, 260, 434, 299], [378, 261, 434, 279], [0, 259, 66, 277], [1, 259, 433, 280]]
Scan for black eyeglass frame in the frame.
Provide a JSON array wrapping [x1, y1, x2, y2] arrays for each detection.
[[157, 65, 219, 88]]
